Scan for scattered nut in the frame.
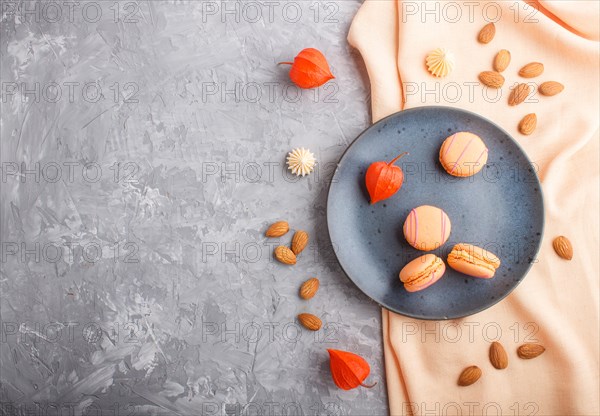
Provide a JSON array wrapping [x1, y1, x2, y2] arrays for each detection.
[[479, 71, 505, 88], [274, 245, 297, 265], [493, 49, 511, 72], [519, 113, 537, 135], [300, 278, 320, 300], [266, 221, 289, 237], [539, 81, 564, 96], [552, 236, 573, 260], [519, 62, 544, 78], [489, 341, 508, 369], [291, 230, 309, 255], [298, 313, 322, 331], [509, 83, 532, 106], [458, 366, 482, 386], [517, 343, 546, 359], [478, 23, 495, 44]]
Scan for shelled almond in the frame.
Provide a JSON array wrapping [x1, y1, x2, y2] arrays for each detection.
[[479, 71, 505, 88], [274, 246, 296, 265], [298, 313, 322, 331], [458, 366, 482, 386], [518, 113, 537, 135], [519, 62, 544, 78], [489, 342, 508, 369], [508, 83, 531, 106], [517, 343, 546, 359], [493, 49, 511, 72], [552, 236, 573, 260], [266, 221, 289, 237], [539, 81, 564, 96], [291, 230, 309, 255], [478, 23, 495, 44], [299, 278, 320, 299]]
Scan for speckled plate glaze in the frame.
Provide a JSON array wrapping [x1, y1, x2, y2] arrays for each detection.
[[327, 106, 544, 320]]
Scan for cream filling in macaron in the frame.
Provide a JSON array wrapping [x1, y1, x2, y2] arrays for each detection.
[[447, 244, 501, 277], [400, 254, 446, 291]]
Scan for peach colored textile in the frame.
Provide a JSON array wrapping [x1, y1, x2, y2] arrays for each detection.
[[348, 1, 599, 415]]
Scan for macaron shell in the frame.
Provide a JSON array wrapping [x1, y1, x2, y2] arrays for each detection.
[[447, 244, 501, 278], [447, 257, 495, 278], [453, 243, 501, 268], [399, 254, 446, 292], [405, 262, 445, 292], [439, 132, 488, 177], [403, 205, 452, 251]]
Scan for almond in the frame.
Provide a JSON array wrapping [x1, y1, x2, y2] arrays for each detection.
[[517, 343, 546, 359], [489, 341, 508, 369], [519, 113, 537, 135], [479, 71, 505, 88], [539, 81, 564, 96], [299, 277, 319, 300], [509, 83, 531, 106], [298, 313, 321, 331], [458, 366, 482, 386], [519, 62, 544, 78], [478, 22, 495, 44], [552, 236, 573, 260], [274, 245, 296, 265], [265, 221, 289, 237], [291, 230, 309, 255], [493, 49, 511, 72]]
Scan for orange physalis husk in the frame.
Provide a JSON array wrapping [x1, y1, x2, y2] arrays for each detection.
[[365, 152, 409, 205], [279, 48, 335, 89], [327, 349, 377, 390]]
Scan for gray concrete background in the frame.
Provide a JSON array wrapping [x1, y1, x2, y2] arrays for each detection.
[[0, 1, 388, 414]]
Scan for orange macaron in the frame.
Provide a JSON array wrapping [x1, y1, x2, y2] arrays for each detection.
[[439, 132, 488, 177], [447, 243, 501, 278], [403, 205, 451, 251], [399, 254, 446, 292]]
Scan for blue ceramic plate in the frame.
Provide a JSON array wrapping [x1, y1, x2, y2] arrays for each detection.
[[327, 106, 544, 320]]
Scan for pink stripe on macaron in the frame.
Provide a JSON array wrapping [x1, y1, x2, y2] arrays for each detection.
[[475, 148, 488, 166], [422, 269, 435, 288], [441, 210, 445, 245], [412, 209, 418, 247], [444, 134, 457, 157], [449, 138, 474, 174]]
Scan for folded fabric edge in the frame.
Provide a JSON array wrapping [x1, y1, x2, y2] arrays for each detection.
[[347, 0, 405, 122]]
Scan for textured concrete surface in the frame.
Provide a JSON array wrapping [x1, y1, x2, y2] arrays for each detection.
[[0, 1, 388, 414]]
